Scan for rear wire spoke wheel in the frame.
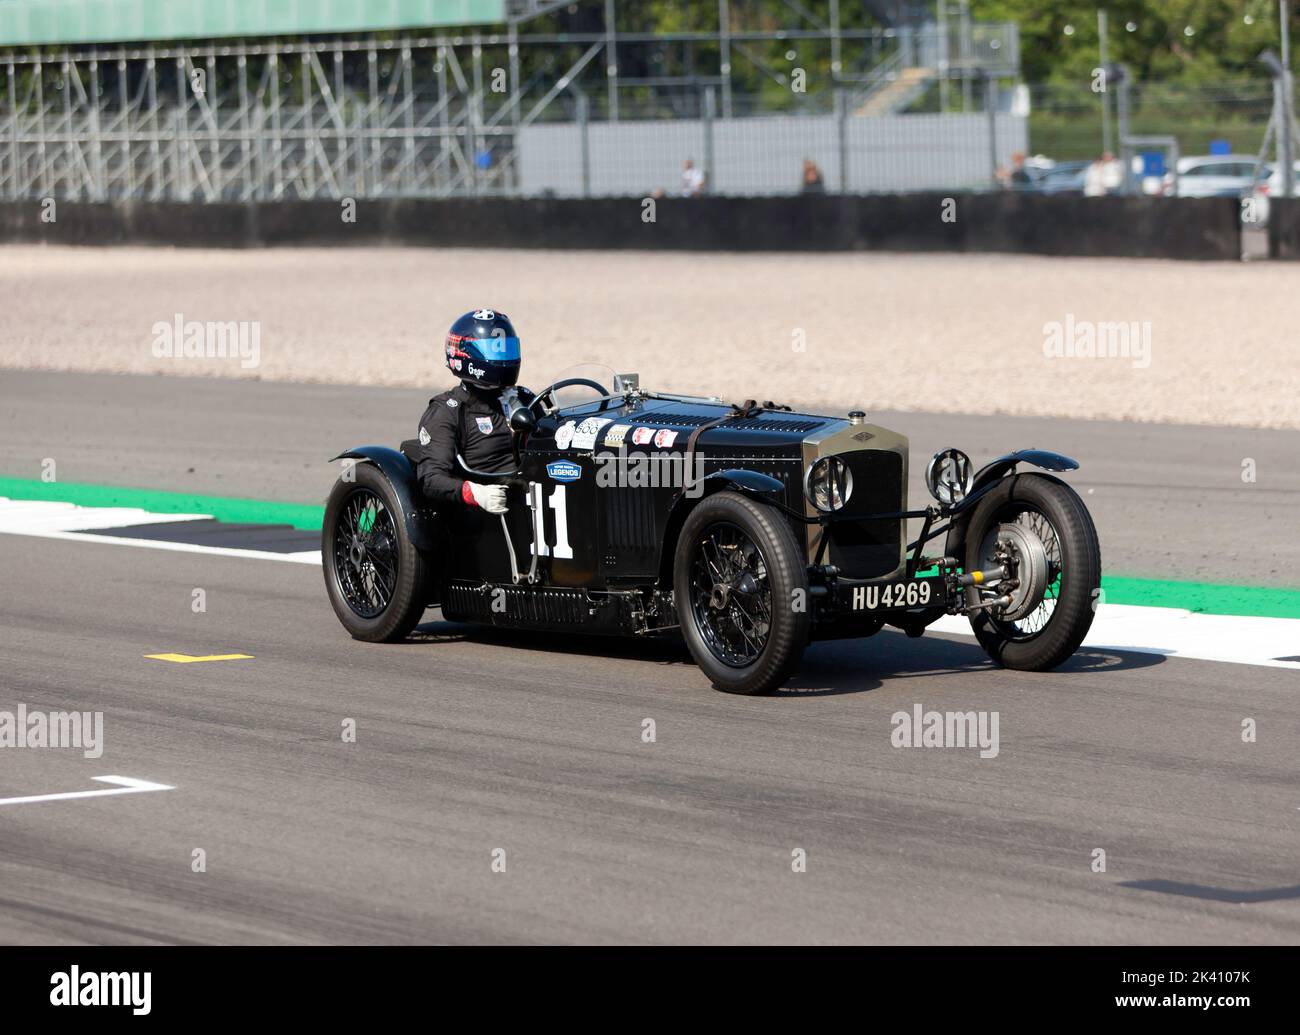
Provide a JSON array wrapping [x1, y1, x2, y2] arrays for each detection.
[[674, 491, 809, 694], [333, 489, 399, 618], [323, 462, 430, 642], [689, 523, 773, 666], [961, 473, 1101, 671]]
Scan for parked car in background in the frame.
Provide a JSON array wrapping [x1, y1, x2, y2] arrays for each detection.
[[1249, 160, 1300, 227], [1031, 161, 1089, 196], [1165, 155, 1266, 198]]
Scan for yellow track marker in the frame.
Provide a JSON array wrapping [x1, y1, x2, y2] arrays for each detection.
[[144, 653, 254, 663]]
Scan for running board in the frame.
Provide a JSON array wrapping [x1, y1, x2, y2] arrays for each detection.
[[440, 581, 638, 634]]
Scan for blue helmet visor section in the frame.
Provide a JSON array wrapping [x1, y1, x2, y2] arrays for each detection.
[[469, 337, 521, 362]]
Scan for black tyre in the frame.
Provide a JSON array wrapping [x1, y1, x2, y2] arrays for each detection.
[[322, 463, 429, 642], [963, 473, 1101, 671], [674, 491, 810, 695]]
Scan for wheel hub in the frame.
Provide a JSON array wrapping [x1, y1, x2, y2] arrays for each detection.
[[979, 521, 1050, 622], [708, 568, 761, 611], [733, 572, 760, 597], [348, 536, 366, 570]]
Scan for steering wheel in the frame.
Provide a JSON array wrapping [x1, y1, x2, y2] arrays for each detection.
[[529, 377, 612, 418], [454, 378, 610, 486]]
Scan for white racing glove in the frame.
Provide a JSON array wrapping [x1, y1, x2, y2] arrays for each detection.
[[463, 481, 509, 515]]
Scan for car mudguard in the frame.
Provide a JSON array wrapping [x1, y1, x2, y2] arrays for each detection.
[[701, 468, 786, 498], [970, 449, 1078, 493], [329, 445, 441, 552], [657, 469, 787, 585], [943, 450, 1080, 559]]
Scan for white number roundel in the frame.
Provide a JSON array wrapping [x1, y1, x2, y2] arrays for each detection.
[[472, 308, 496, 321]]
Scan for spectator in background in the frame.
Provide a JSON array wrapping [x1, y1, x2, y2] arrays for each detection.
[[1084, 151, 1124, 196], [1101, 151, 1124, 193], [680, 158, 705, 197], [800, 158, 825, 193], [1007, 151, 1033, 189]]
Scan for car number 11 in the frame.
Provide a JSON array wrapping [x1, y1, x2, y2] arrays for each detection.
[[528, 482, 574, 560]]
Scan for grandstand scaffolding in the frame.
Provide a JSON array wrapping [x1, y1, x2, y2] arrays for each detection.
[[0, 1, 1019, 200]]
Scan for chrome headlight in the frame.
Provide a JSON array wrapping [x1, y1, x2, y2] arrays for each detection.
[[804, 455, 854, 512], [925, 448, 973, 506]]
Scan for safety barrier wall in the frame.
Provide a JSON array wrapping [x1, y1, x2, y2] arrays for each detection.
[[1267, 198, 1300, 259], [0, 193, 1241, 259]]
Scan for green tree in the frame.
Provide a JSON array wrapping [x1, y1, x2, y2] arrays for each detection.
[[973, 0, 1291, 83]]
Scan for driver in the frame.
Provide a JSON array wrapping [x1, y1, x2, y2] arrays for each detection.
[[416, 308, 521, 515]]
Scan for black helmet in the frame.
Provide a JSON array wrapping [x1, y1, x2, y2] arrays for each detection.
[[444, 308, 521, 391]]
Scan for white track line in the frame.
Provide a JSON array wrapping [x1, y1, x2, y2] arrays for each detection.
[[0, 498, 208, 531], [0, 497, 321, 565], [930, 604, 1300, 671], [0, 775, 174, 807], [2, 501, 1295, 669], [3, 527, 322, 565]]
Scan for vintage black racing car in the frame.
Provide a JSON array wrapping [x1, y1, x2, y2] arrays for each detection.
[[323, 367, 1101, 694]]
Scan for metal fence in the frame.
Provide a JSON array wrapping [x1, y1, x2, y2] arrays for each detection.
[[0, 15, 1024, 203], [1024, 79, 1281, 161], [520, 94, 1026, 196]]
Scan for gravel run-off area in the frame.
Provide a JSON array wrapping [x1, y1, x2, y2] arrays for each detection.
[[1, 245, 1295, 430]]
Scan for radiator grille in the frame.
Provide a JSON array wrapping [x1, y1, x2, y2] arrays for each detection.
[[825, 450, 904, 578]]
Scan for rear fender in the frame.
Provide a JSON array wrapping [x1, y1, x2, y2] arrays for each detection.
[[330, 446, 440, 552]]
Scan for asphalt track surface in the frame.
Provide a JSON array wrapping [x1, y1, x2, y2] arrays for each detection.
[[6, 369, 1300, 585], [1, 372, 1298, 944]]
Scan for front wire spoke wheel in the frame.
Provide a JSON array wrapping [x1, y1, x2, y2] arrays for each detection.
[[993, 505, 1063, 640], [962, 473, 1101, 672]]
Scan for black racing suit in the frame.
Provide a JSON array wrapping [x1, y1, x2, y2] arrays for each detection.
[[415, 381, 516, 507]]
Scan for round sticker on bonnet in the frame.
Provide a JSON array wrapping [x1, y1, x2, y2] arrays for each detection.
[[555, 421, 575, 450], [473, 308, 496, 320]]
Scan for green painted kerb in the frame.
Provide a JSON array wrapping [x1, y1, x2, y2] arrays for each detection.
[[0, 476, 323, 531], [3, 476, 1300, 620], [1099, 577, 1300, 620]]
